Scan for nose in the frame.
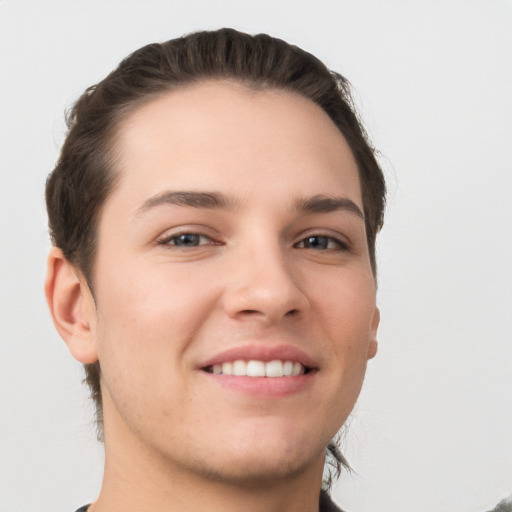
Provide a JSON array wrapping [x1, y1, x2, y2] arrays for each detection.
[[222, 243, 309, 324]]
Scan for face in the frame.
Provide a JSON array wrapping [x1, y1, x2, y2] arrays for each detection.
[[86, 82, 379, 484]]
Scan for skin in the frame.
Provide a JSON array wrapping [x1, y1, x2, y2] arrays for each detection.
[[46, 82, 379, 512]]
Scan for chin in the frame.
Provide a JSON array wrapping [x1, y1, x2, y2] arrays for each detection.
[[180, 434, 325, 487], [191, 453, 318, 487]]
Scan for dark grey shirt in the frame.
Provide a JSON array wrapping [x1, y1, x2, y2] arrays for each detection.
[[75, 492, 344, 512]]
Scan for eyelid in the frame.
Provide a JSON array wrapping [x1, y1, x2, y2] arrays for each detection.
[[154, 226, 350, 249], [155, 226, 221, 247], [294, 230, 351, 250]]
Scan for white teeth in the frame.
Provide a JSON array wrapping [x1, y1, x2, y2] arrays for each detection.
[[246, 360, 266, 377], [233, 360, 247, 376], [283, 361, 294, 376], [265, 360, 284, 377], [211, 360, 306, 377], [221, 362, 233, 375], [292, 362, 302, 376]]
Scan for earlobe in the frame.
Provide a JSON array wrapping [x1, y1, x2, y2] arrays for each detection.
[[367, 306, 380, 360], [44, 248, 98, 364]]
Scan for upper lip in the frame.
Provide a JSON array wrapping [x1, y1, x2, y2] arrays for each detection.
[[198, 344, 318, 370]]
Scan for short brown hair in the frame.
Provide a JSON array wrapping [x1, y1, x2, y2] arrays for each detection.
[[46, 27, 386, 488]]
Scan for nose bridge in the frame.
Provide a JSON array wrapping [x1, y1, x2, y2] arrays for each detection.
[[223, 236, 307, 322]]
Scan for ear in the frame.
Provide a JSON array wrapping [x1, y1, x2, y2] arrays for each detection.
[[367, 306, 380, 360], [44, 247, 98, 364]]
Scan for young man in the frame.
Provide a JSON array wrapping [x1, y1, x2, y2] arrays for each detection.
[[45, 28, 386, 512]]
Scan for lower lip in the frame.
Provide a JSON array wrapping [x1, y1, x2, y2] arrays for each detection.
[[199, 371, 316, 398]]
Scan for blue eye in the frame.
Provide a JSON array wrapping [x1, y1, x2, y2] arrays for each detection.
[[159, 233, 212, 247], [173, 234, 202, 247], [296, 235, 346, 250]]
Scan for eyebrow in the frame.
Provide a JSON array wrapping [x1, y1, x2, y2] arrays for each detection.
[[136, 191, 237, 216], [294, 194, 364, 219], [136, 190, 364, 220]]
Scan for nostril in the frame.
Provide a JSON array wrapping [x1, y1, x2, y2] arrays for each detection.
[[240, 308, 299, 317]]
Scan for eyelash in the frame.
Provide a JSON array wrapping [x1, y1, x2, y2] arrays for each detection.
[[156, 232, 218, 248], [156, 231, 349, 251], [294, 234, 349, 251]]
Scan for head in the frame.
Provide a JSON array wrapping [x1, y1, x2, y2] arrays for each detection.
[[45, 28, 385, 490]]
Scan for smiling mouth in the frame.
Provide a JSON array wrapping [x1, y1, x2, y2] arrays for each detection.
[[203, 360, 312, 377]]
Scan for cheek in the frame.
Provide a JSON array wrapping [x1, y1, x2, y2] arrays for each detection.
[[97, 260, 219, 338], [307, 268, 376, 390], [310, 266, 376, 338], [93, 261, 221, 394], [92, 263, 223, 431]]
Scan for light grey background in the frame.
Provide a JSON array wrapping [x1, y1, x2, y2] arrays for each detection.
[[0, 1, 511, 511]]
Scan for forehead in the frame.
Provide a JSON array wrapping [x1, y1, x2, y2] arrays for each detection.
[[108, 81, 362, 212]]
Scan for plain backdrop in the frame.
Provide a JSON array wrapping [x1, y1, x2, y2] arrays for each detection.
[[0, 1, 511, 512]]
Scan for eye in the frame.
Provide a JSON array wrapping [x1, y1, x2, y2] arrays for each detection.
[[295, 235, 348, 251], [157, 232, 214, 247]]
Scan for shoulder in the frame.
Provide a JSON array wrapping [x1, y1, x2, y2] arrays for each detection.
[[74, 506, 89, 512], [320, 491, 346, 512]]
